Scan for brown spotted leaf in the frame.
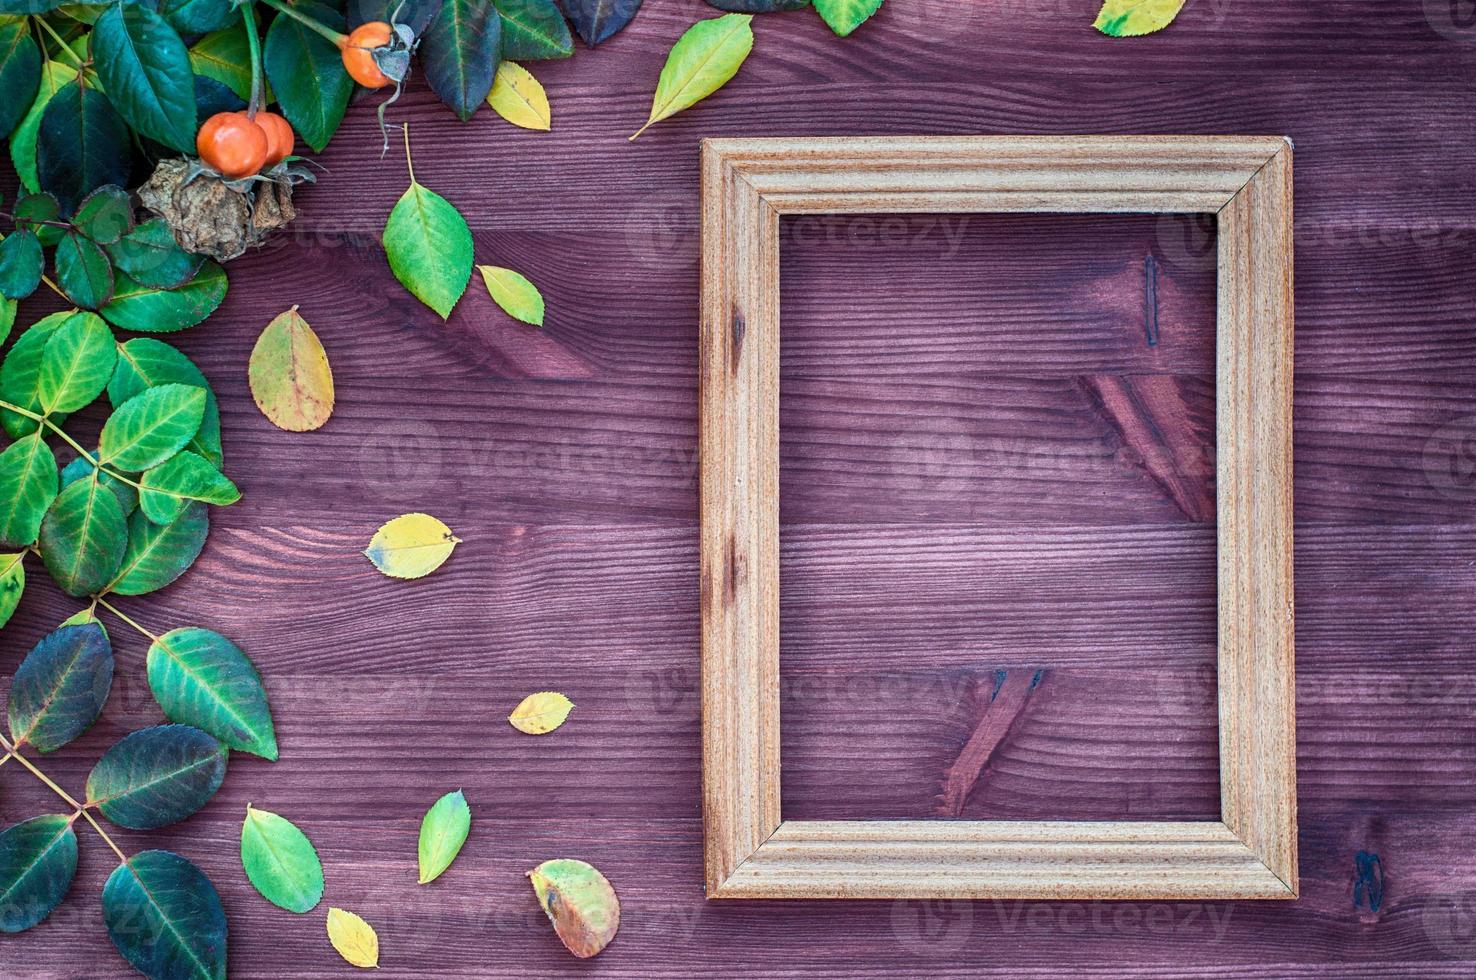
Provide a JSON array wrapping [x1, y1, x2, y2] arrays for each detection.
[[248, 307, 334, 432], [527, 858, 619, 958]]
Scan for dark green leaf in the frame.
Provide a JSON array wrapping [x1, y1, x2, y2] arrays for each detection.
[[0, 553, 22, 629], [0, 815, 77, 933], [148, 627, 275, 759], [0, 0, 66, 12], [0, 16, 41, 139], [39, 310, 115, 412], [706, 0, 808, 9], [192, 72, 245, 123], [554, 0, 641, 46], [36, 78, 133, 214], [88, 725, 227, 829], [92, 3, 198, 153], [421, 0, 501, 120], [263, 1, 352, 152], [349, 0, 442, 35], [240, 804, 322, 913], [111, 502, 207, 595], [188, 24, 253, 101], [99, 383, 207, 471], [159, 0, 238, 34], [12, 192, 64, 246], [73, 185, 135, 244], [60, 453, 138, 515], [1, 312, 73, 437], [0, 230, 43, 300], [38, 475, 128, 595], [102, 850, 227, 980], [101, 261, 227, 332], [55, 232, 116, 309], [495, 0, 572, 59], [139, 451, 239, 523], [0, 434, 58, 547], [7, 622, 113, 751], [11, 62, 78, 195], [106, 219, 202, 290], [109, 338, 223, 467]]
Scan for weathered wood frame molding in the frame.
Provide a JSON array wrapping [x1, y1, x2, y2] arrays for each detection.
[[699, 136, 1295, 901]]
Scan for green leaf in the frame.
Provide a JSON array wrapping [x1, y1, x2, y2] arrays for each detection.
[[0, 552, 22, 629], [0, 0, 66, 12], [263, 1, 352, 152], [11, 61, 77, 194], [159, 0, 238, 34], [812, 0, 881, 36], [478, 265, 544, 325], [189, 24, 253, 101], [87, 724, 228, 829], [12, 191, 64, 246], [495, 0, 573, 60], [101, 261, 227, 332], [0, 229, 43, 300], [0, 815, 78, 933], [60, 453, 138, 515], [633, 13, 752, 139], [92, 2, 198, 153], [383, 181, 473, 320], [36, 78, 133, 214], [421, 0, 502, 121], [110, 338, 223, 467], [0, 16, 41, 140], [111, 502, 207, 595], [39, 311, 115, 413], [54, 232, 116, 310], [99, 383, 207, 471], [38, 475, 129, 596], [1, 312, 73, 437], [73, 185, 135, 244], [147, 627, 275, 759], [555, 0, 642, 46], [1094, 0, 1185, 36], [107, 219, 203, 290], [0, 297, 14, 346], [102, 850, 227, 980], [0, 434, 58, 547], [7, 622, 113, 751], [139, 451, 239, 523], [418, 790, 471, 884], [240, 805, 322, 912]]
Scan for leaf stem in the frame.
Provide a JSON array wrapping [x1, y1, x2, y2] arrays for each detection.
[[0, 734, 129, 864], [30, 16, 87, 71], [96, 597, 160, 642], [401, 123, 416, 185], [0, 398, 147, 491], [242, 4, 265, 118], [257, 0, 348, 46]]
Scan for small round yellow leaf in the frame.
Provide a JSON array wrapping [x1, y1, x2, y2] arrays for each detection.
[[364, 513, 461, 580], [508, 691, 573, 735], [326, 907, 379, 968], [248, 307, 334, 432], [487, 61, 551, 131]]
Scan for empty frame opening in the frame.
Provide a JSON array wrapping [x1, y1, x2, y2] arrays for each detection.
[[776, 212, 1221, 822]]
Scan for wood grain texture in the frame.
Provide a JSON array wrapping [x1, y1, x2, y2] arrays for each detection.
[[0, 0, 1472, 973], [702, 135, 1295, 900]]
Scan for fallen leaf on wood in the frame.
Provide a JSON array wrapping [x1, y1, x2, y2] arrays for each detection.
[[248, 307, 334, 432], [1093, 0, 1185, 36], [478, 265, 545, 325], [812, 0, 882, 36], [488, 61, 551, 130], [418, 790, 471, 884], [527, 858, 619, 958], [632, 14, 752, 140], [508, 691, 573, 734], [240, 804, 324, 913], [364, 513, 460, 579], [327, 907, 379, 968]]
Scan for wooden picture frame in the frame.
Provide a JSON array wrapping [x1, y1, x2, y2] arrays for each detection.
[[698, 136, 1295, 901]]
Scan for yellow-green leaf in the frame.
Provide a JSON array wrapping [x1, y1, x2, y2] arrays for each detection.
[[478, 265, 544, 326], [528, 859, 620, 958], [326, 907, 379, 968], [248, 307, 334, 432], [1093, 0, 1186, 36], [508, 691, 572, 735], [487, 60, 550, 131], [364, 513, 460, 579], [813, 0, 883, 37], [631, 14, 753, 140]]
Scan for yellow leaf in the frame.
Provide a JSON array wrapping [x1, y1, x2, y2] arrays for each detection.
[[478, 266, 545, 326], [364, 513, 461, 580], [1093, 0, 1186, 36], [326, 907, 379, 968], [487, 61, 551, 131], [508, 691, 573, 734], [248, 307, 334, 432]]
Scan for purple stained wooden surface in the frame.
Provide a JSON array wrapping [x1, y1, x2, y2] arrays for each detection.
[[3, 0, 1476, 975]]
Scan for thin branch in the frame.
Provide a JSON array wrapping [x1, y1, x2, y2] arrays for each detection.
[[0, 734, 130, 864], [96, 597, 160, 643]]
